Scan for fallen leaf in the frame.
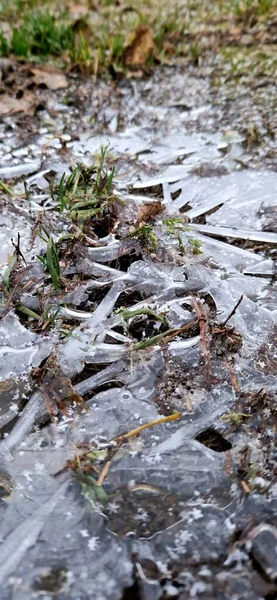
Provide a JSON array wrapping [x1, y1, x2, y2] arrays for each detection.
[[123, 25, 154, 67], [0, 92, 35, 116], [69, 2, 89, 19], [136, 201, 165, 224], [0, 58, 15, 80], [31, 67, 68, 90]]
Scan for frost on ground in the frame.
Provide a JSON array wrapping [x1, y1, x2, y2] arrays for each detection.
[[0, 60, 276, 600]]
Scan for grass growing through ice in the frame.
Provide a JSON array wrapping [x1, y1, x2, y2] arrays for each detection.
[[51, 146, 116, 224], [188, 237, 203, 255], [37, 229, 61, 290], [2, 251, 17, 290], [127, 223, 159, 250], [0, 179, 14, 197], [221, 411, 251, 425]]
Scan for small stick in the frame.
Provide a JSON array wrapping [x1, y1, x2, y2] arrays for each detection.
[[192, 298, 212, 390], [55, 413, 182, 485], [42, 135, 63, 153], [2, 272, 25, 317], [160, 319, 197, 345], [114, 412, 182, 442], [40, 385, 57, 422], [93, 48, 99, 82], [73, 444, 82, 469], [186, 395, 193, 412], [96, 460, 111, 486], [96, 412, 182, 487], [241, 480, 251, 494], [72, 223, 99, 246], [11, 233, 27, 265], [223, 359, 240, 393], [222, 295, 244, 327]]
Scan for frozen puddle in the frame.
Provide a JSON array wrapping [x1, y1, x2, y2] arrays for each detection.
[[0, 71, 277, 600]]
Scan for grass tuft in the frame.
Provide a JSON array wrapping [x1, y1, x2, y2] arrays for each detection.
[[50, 146, 118, 237], [1, 8, 74, 58]]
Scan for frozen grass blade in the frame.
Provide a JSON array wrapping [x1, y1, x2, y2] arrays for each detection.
[[46, 236, 61, 290], [2, 251, 17, 289]]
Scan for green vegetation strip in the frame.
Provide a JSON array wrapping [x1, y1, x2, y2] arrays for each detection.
[[0, 0, 275, 76]]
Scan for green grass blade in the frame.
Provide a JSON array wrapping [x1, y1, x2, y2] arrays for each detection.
[[3, 251, 17, 289], [46, 236, 61, 289]]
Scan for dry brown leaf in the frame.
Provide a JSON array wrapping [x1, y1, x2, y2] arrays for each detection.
[[68, 2, 89, 19], [136, 201, 165, 224], [0, 92, 35, 116], [123, 25, 154, 67], [31, 67, 68, 90]]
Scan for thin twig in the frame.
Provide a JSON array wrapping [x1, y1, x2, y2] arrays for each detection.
[[42, 135, 63, 153], [241, 480, 251, 494], [96, 460, 111, 486], [1, 272, 25, 318], [40, 384, 57, 422], [222, 294, 244, 326], [11, 233, 27, 266], [96, 412, 182, 486], [114, 412, 182, 442], [160, 319, 197, 345], [223, 359, 240, 393], [192, 298, 212, 390]]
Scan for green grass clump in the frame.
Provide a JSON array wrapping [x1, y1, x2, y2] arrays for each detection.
[[12, 10, 73, 57], [229, 0, 273, 20], [127, 223, 159, 250], [51, 146, 117, 231]]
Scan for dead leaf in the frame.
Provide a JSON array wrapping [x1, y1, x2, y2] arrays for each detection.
[[136, 201, 165, 224], [0, 92, 35, 116], [31, 67, 68, 90], [69, 2, 89, 19], [123, 25, 154, 67]]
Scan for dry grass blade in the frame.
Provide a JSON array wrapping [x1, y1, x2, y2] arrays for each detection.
[[114, 412, 182, 442], [192, 297, 212, 390], [222, 294, 244, 326], [96, 412, 182, 487], [134, 319, 197, 351]]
